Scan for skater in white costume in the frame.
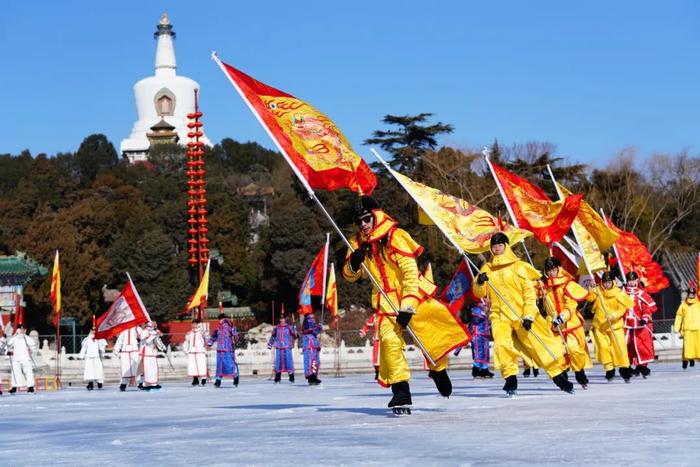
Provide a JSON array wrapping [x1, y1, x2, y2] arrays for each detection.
[[7, 325, 37, 393], [113, 326, 142, 391], [79, 327, 107, 390], [184, 320, 208, 386], [139, 322, 166, 390]]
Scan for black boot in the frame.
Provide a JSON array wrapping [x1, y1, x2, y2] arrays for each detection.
[[9, 387, 17, 394], [87, 381, 94, 391], [120, 384, 127, 392], [480, 368, 495, 378], [289, 373, 295, 383], [633, 366, 641, 377], [191, 377, 199, 386], [532, 368, 539, 378], [574, 370, 589, 389], [97, 382, 103, 389], [234, 376, 239, 387], [639, 366, 651, 378], [27, 387, 35, 393], [307, 374, 316, 385], [553, 372, 575, 394], [428, 369, 452, 398], [619, 367, 633, 383], [374, 369, 379, 380], [138, 382, 145, 390], [503, 375, 518, 396], [683, 360, 689, 370], [472, 366, 480, 378], [605, 369, 615, 381], [214, 379, 222, 388], [523, 368, 531, 377], [690, 360, 695, 367], [388, 381, 412, 407], [274, 372, 281, 383], [201, 379, 207, 386]]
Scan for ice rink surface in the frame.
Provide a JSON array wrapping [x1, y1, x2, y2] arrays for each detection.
[[1, 362, 698, 466]]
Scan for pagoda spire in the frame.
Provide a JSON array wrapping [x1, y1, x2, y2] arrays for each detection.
[[154, 13, 176, 76]]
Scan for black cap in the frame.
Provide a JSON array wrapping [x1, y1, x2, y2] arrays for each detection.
[[544, 257, 561, 271], [217, 313, 226, 320], [490, 232, 510, 246], [688, 287, 697, 295], [193, 319, 201, 324], [601, 271, 614, 282], [353, 195, 380, 219], [626, 271, 639, 281]]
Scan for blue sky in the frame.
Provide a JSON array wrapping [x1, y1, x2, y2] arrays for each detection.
[[1, 1, 698, 167]]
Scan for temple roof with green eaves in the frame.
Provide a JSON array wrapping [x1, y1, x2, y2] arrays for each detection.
[[0, 252, 48, 286]]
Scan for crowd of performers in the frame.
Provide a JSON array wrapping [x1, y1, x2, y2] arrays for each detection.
[[1, 195, 700, 406]]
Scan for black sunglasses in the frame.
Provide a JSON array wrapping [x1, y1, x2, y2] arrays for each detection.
[[355, 214, 373, 226]]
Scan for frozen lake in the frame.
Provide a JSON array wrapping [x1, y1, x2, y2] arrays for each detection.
[[1, 362, 698, 466]]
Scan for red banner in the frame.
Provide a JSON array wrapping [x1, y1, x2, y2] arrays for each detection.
[[606, 217, 669, 293], [298, 244, 327, 315], [490, 162, 582, 245]]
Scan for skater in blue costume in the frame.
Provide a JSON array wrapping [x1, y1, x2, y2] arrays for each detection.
[[207, 314, 241, 387], [302, 300, 323, 385], [268, 315, 298, 383], [470, 300, 495, 379]]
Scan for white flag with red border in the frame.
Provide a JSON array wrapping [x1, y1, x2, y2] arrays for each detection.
[[95, 276, 151, 339]]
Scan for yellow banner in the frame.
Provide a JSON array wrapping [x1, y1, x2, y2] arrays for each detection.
[[557, 183, 619, 251], [394, 170, 532, 254], [187, 260, 210, 311]]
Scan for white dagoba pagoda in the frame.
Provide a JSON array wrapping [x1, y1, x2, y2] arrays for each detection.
[[120, 13, 211, 163]]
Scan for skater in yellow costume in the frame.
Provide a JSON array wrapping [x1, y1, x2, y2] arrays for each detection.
[[472, 233, 573, 396], [674, 285, 700, 369], [342, 196, 469, 409], [587, 271, 635, 382], [541, 257, 592, 389]]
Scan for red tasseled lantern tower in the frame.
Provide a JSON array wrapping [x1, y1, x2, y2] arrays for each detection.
[[186, 90, 209, 320]]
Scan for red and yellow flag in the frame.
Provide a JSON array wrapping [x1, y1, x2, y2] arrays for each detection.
[[186, 259, 210, 311], [216, 58, 376, 194], [51, 250, 61, 327], [393, 169, 531, 253], [606, 217, 669, 293], [299, 244, 327, 315], [489, 162, 582, 245], [324, 263, 338, 322]]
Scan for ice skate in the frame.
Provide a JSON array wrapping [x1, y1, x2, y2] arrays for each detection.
[[388, 381, 412, 414], [289, 373, 295, 383], [690, 360, 695, 367], [201, 379, 207, 386], [234, 376, 239, 387], [522, 368, 531, 378], [605, 369, 615, 382], [86, 381, 94, 391], [97, 382, 103, 389], [119, 384, 127, 392], [532, 368, 539, 377], [215, 379, 222, 388], [28, 387, 35, 393], [682, 360, 688, 370], [274, 372, 281, 384], [191, 377, 199, 386], [619, 367, 633, 383], [574, 370, 589, 389], [472, 366, 480, 379], [553, 372, 575, 394], [9, 387, 16, 394], [480, 368, 495, 378], [428, 369, 452, 398], [503, 375, 518, 397]]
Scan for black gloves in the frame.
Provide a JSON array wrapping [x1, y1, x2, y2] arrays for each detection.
[[477, 273, 489, 285], [349, 247, 366, 271], [396, 310, 414, 328], [522, 318, 534, 331]]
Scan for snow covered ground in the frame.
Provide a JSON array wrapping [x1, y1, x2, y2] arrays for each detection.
[[1, 362, 698, 466]]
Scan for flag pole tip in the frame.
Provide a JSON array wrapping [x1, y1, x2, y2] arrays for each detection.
[[211, 51, 218, 60]]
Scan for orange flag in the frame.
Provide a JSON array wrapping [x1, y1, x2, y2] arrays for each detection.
[[606, 217, 669, 293], [324, 263, 338, 323], [489, 161, 582, 245], [214, 56, 377, 195]]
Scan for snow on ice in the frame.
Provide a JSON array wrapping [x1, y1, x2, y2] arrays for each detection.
[[1, 362, 699, 466]]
